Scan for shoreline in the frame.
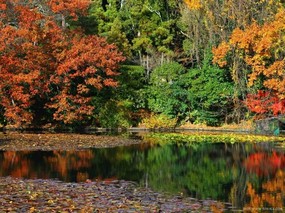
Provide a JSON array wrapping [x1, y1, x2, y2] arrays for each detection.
[[0, 126, 254, 133]]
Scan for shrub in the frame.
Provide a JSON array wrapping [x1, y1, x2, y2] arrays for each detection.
[[140, 114, 177, 129], [98, 100, 133, 128]]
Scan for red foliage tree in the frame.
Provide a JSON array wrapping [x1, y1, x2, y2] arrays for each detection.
[[0, 0, 125, 126], [244, 90, 285, 117]]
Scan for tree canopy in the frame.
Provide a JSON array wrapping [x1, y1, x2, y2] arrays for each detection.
[[0, 0, 125, 127], [213, 7, 285, 117], [1, 0, 285, 128]]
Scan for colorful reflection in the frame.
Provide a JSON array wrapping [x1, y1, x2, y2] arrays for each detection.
[[46, 150, 94, 181], [0, 150, 95, 182], [244, 152, 285, 176], [244, 170, 284, 212], [0, 142, 284, 210]]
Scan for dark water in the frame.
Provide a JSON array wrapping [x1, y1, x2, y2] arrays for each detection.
[[0, 140, 284, 210]]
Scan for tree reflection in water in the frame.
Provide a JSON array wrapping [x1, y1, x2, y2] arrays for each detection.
[[0, 141, 284, 210], [46, 150, 94, 182], [244, 170, 284, 212]]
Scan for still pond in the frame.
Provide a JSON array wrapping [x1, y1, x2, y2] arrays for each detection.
[[0, 133, 284, 211]]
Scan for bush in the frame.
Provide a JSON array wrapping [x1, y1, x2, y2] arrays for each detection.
[[140, 114, 177, 129], [98, 100, 133, 128]]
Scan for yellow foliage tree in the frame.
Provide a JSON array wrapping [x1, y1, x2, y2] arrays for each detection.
[[183, 0, 283, 89], [183, 0, 202, 10]]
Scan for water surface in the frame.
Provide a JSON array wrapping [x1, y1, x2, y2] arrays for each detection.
[[0, 139, 284, 210]]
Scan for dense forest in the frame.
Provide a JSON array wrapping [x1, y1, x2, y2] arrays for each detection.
[[1, 0, 285, 129]]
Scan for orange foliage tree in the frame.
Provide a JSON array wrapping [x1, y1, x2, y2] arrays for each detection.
[[213, 8, 285, 116], [0, 0, 125, 126], [48, 0, 90, 28], [183, 0, 283, 121]]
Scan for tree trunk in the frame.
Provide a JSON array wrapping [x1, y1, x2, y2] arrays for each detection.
[[61, 14, 66, 29]]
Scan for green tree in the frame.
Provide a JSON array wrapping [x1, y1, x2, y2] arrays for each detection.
[[87, 1, 184, 127], [147, 62, 188, 122], [183, 51, 234, 125], [89, 0, 182, 78], [92, 65, 147, 128]]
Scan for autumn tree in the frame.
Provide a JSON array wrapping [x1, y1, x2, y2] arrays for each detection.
[[182, 0, 283, 66], [244, 91, 285, 117], [0, 0, 125, 127], [213, 8, 285, 117], [48, 0, 90, 28]]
